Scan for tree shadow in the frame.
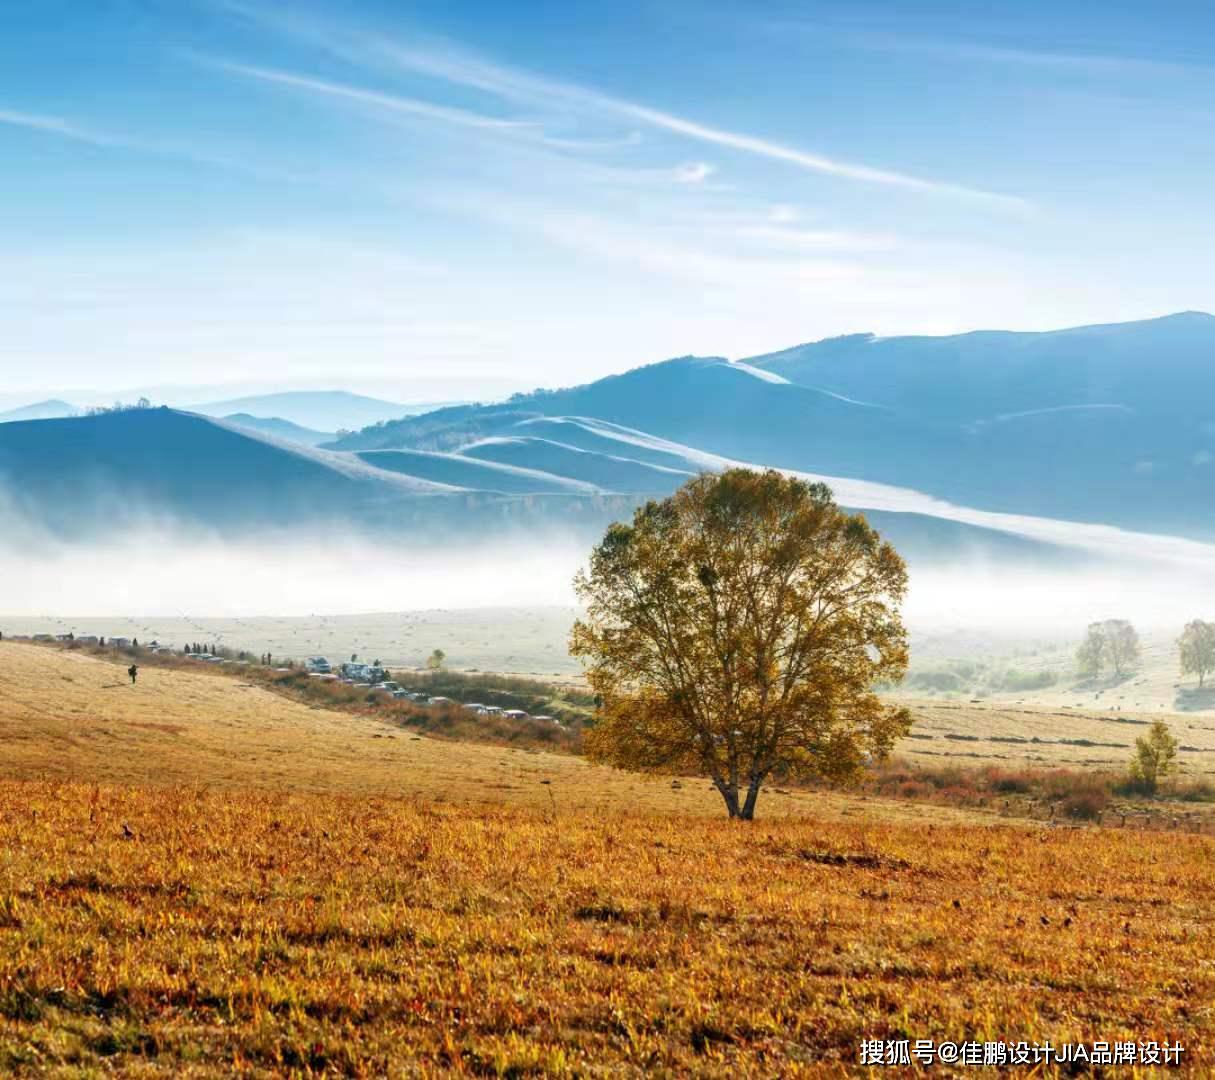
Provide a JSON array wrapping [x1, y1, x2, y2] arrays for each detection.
[[1174, 686, 1215, 713]]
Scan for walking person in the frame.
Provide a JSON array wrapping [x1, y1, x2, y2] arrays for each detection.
[[128, 663, 138, 685]]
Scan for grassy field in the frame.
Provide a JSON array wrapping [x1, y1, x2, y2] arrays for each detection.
[[894, 698, 1215, 777], [3, 641, 1215, 1074], [6, 637, 1213, 793], [2, 782, 1212, 1076], [0, 641, 983, 824]]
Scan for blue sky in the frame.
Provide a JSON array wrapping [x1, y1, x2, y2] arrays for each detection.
[[2, 0, 1213, 402]]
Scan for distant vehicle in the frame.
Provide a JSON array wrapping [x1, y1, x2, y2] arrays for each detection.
[[462, 703, 487, 714], [502, 709, 530, 720], [429, 696, 452, 705], [306, 657, 331, 673], [341, 661, 386, 683]]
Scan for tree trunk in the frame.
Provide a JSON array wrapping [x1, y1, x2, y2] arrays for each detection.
[[740, 774, 765, 820], [713, 778, 741, 818]]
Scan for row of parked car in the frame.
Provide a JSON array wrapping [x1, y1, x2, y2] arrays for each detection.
[[305, 656, 451, 704], [460, 702, 558, 725], [302, 655, 563, 726]]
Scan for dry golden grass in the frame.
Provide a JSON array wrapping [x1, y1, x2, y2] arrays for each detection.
[[2, 781, 1213, 1076], [3, 641, 1215, 1074], [898, 698, 1215, 776], [0, 642, 985, 825]]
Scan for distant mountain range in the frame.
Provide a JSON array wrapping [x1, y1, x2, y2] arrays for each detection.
[[330, 311, 1215, 539], [190, 391, 456, 433], [0, 399, 78, 423], [1, 313, 1211, 566]]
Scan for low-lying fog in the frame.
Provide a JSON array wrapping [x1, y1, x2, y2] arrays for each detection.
[[0, 531, 586, 616], [1, 524, 1213, 640]]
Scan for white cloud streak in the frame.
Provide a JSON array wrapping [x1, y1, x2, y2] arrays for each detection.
[[0, 107, 123, 147], [211, 5, 1027, 207], [207, 59, 533, 132], [365, 41, 1026, 206], [607, 101, 1025, 206], [0, 103, 316, 185]]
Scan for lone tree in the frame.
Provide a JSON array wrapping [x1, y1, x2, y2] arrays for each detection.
[[1179, 619, 1215, 689], [1076, 619, 1140, 679], [1127, 718, 1178, 795], [427, 648, 446, 671], [572, 469, 911, 820]]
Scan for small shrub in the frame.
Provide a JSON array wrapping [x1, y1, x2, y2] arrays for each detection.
[[896, 780, 933, 800], [984, 768, 1033, 795], [1060, 791, 1108, 821]]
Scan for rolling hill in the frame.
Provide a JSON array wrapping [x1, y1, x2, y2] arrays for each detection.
[[329, 356, 912, 470], [330, 313, 1215, 538], [0, 407, 459, 532], [745, 311, 1215, 533], [460, 435, 696, 493], [357, 447, 600, 494], [9, 314, 1213, 569], [0, 400, 1095, 568], [747, 310, 1215, 423], [223, 412, 336, 447]]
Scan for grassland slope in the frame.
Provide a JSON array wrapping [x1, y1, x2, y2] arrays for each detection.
[[0, 642, 983, 824]]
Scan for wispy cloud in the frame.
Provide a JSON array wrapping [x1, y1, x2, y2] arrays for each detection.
[[0, 107, 123, 147], [211, 5, 1027, 207], [611, 99, 1026, 205], [0, 103, 314, 184], [434, 190, 867, 292], [205, 58, 534, 133], [381, 42, 1027, 206]]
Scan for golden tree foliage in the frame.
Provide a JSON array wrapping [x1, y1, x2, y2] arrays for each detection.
[[1128, 718, 1179, 795], [572, 469, 911, 819]]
